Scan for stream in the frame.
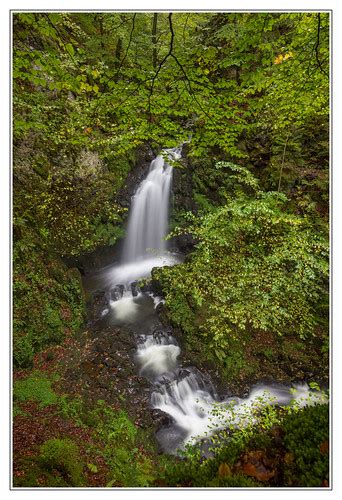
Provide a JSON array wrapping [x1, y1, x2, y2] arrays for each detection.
[[82, 148, 326, 455]]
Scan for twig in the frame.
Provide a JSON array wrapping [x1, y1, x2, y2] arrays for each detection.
[[115, 14, 136, 79], [277, 133, 290, 192]]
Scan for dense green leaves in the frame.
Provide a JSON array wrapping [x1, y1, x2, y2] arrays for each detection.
[[13, 12, 329, 160], [156, 163, 328, 365]]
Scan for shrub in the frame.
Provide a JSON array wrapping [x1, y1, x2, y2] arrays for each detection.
[[13, 247, 85, 368], [283, 403, 329, 487], [157, 163, 329, 369], [12, 335, 35, 369]]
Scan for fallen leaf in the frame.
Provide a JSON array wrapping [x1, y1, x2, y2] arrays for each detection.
[[243, 463, 257, 476], [218, 463, 231, 478], [243, 462, 275, 482], [320, 440, 329, 454]]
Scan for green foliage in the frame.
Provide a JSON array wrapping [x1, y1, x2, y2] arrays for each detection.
[[283, 403, 329, 487], [13, 12, 329, 160], [13, 336, 35, 371], [161, 396, 328, 488], [89, 401, 155, 487], [13, 11, 329, 371], [34, 173, 125, 257], [12, 12, 329, 488], [58, 395, 86, 428], [39, 438, 85, 487], [13, 371, 58, 410], [163, 452, 261, 488], [13, 246, 85, 367], [157, 163, 328, 371], [223, 349, 258, 379]]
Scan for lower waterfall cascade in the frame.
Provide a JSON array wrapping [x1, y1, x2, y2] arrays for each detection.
[[84, 148, 327, 455]]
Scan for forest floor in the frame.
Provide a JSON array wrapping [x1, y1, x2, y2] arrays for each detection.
[[12, 260, 329, 488]]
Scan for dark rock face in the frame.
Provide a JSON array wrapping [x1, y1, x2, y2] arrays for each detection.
[[115, 143, 156, 209], [62, 143, 157, 273], [170, 233, 197, 255], [172, 159, 196, 214], [90, 290, 109, 321], [130, 281, 140, 297], [62, 241, 123, 273], [169, 144, 197, 254]]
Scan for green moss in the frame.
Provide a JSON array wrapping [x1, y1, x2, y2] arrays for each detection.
[[13, 247, 85, 368], [13, 370, 58, 408], [39, 438, 85, 486], [91, 403, 155, 486], [207, 474, 261, 487], [13, 336, 35, 370]]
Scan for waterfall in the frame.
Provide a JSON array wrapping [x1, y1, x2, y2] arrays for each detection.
[[85, 146, 328, 457], [122, 148, 180, 264], [95, 148, 181, 290]]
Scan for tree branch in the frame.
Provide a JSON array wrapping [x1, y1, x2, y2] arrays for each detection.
[[115, 14, 136, 79], [152, 13, 158, 69], [148, 13, 212, 120], [314, 13, 329, 78]]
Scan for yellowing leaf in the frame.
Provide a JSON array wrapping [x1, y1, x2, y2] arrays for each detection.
[[274, 52, 293, 64], [218, 463, 231, 478]]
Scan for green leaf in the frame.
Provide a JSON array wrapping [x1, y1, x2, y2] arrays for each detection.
[[65, 43, 74, 57]]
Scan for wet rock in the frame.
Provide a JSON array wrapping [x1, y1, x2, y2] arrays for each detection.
[[148, 275, 164, 296], [172, 233, 197, 254], [151, 409, 172, 428], [89, 290, 109, 320], [155, 303, 170, 327], [130, 281, 140, 297], [155, 425, 187, 454], [155, 302, 164, 316], [152, 330, 168, 344], [110, 284, 124, 301]]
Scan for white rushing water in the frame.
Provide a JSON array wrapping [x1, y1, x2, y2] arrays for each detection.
[[122, 148, 180, 264], [98, 148, 181, 291], [150, 370, 328, 453], [136, 332, 180, 378], [109, 290, 141, 323], [104, 254, 179, 289]]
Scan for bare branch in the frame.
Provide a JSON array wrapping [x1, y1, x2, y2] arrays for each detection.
[[314, 13, 329, 78], [152, 13, 158, 69]]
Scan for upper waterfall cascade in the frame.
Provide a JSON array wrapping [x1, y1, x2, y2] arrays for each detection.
[[123, 148, 181, 264]]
